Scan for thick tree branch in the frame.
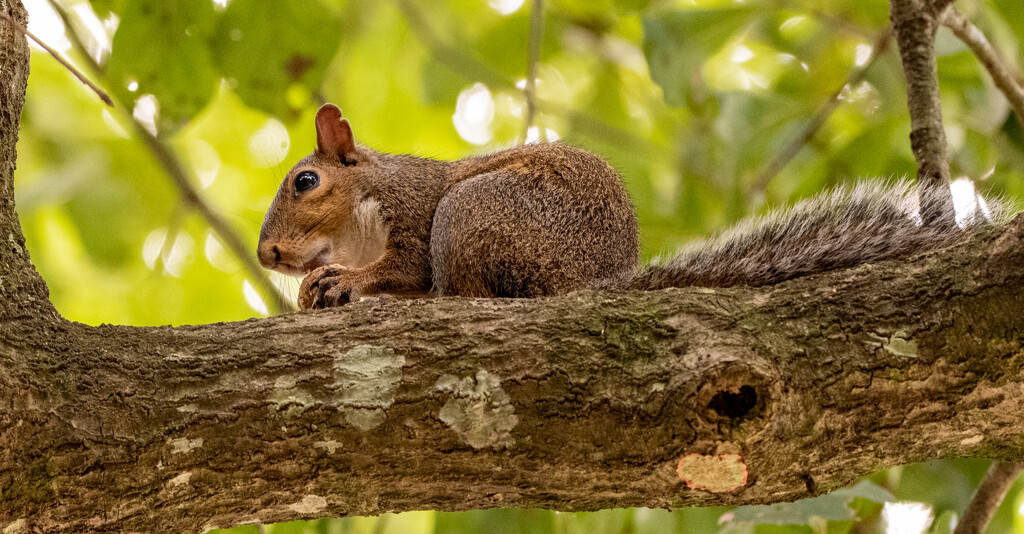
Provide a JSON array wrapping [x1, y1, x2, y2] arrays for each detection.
[[889, 0, 955, 224], [0, 213, 1022, 532], [941, 8, 1024, 131]]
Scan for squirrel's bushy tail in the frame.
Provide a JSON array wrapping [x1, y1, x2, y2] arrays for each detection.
[[626, 180, 1006, 290]]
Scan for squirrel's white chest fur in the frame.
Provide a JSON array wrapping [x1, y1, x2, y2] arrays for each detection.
[[329, 198, 388, 268]]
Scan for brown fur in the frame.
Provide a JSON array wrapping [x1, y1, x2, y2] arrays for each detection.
[[258, 105, 1004, 309], [258, 105, 638, 308]]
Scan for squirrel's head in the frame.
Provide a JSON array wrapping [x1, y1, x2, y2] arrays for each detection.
[[257, 104, 388, 276]]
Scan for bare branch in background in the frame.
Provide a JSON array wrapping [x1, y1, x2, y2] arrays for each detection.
[[942, 8, 1024, 131], [0, 12, 111, 106], [523, 0, 544, 141], [889, 0, 955, 225], [46, 0, 293, 314], [953, 462, 1023, 534], [131, 119, 294, 314], [750, 27, 892, 196]]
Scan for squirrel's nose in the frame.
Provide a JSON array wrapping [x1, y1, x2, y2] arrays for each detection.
[[257, 242, 281, 270]]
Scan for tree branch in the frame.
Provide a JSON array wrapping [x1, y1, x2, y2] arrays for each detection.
[[0, 12, 111, 106], [0, 0, 55, 321], [0, 212, 1022, 532], [129, 119, 294, 314], [941, 8, 1024, 131], [953, 462, 1023, 534], [889, 0, 955, 224]]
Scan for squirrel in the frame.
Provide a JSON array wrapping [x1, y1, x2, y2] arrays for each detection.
[[257, 104, 1002, 309]]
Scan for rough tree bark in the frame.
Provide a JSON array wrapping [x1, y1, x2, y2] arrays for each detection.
[[1, 218, 1022, 534], [0, 0, 53, 323], [2, 1, 1024, 534]]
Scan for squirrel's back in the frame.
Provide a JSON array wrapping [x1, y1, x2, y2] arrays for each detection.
[[625, 180, 1006, 291], [432, 142, 640, 297]]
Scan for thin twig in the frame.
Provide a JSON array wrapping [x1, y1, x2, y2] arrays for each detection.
[[942, 7, 1024, 131], [523, 0, 544, 142], [46, 0, 293, 314], [749, 26, 892, 195], [953, 461, 1023, 534], [0, 11, 112, 106], [889, 0, 955, 225]]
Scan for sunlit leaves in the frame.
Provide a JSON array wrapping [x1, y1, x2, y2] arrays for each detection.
[[642, 6, 758, 106], [106, 0, 218, 134], [105, 0, 343, 129], [212, 0, 343, 120]]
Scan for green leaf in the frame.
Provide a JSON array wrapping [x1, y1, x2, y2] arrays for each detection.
[[106, 0, 218, 133], [642, 6, 758, 106], [990, 0, 1024, 46], [725, 481, 895, 526], [421, 56, 472, 105], [931, 510, 957, 534], [614, 0, 652, 15], [87, 0, 125, 17], [212, 0, 343, 121]]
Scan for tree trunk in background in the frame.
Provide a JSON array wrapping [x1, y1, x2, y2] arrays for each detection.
[[2, 0, 1024, 533]]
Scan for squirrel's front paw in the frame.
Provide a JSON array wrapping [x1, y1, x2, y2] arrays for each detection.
[[298, 264, 363, 309]]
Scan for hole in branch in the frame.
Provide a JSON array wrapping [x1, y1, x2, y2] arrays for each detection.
[[708, 385, 757, 418]]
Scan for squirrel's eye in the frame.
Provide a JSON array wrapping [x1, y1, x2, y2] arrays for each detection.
[[294, 171, 320, 193]]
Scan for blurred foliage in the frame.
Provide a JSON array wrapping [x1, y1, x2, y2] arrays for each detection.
[[722, 480, 895, 527], [11, 0, 1024, 531]]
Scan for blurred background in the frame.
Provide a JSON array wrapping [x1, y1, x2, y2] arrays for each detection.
[[11, 0, 1024, 531]]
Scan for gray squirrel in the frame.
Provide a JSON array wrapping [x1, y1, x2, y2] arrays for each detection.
[[256, 104, 1003, 308]]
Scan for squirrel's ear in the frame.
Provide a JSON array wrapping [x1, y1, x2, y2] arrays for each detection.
[[314, 104, 357, 163]]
